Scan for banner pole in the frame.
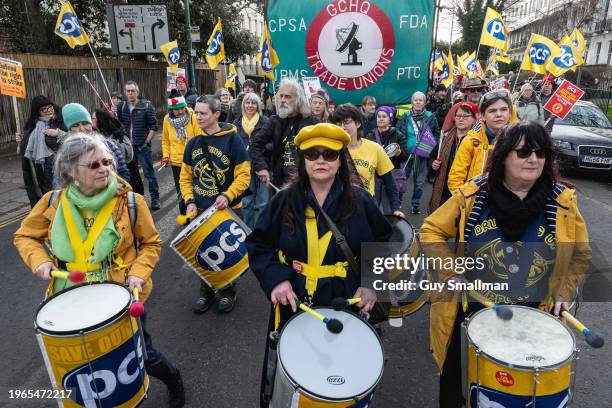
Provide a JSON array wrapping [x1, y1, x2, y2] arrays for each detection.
[[87, 41, 113, 105]]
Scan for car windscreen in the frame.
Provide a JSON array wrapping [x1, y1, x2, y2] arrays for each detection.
[[555, 105, 612, 128]]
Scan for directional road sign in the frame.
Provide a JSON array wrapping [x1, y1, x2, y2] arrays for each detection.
[[113, 4, 170, 54]]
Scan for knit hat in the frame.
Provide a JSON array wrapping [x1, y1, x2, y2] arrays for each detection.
[[375, 106, 395, 122], [168, 95, 187, 110], [176, 75, 188, 86], [62, 103, 92, 129], [520, 83, 534, 93]]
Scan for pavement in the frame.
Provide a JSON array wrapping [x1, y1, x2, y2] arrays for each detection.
[[1, 137, 611, 407]]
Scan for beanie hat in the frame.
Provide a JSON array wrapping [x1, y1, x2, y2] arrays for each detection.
[[520, 83, 534, 93], [176, 75, 188, 86], [375, 106, 395, 122], [168, 95, 187, 110], [62, 103, 92, 129]]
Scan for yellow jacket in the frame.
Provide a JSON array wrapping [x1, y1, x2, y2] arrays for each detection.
[[14, 179, 161, 302], [447, 108, 519, 191], [419, 179, 591, 370], [162, 109, 201, 167]]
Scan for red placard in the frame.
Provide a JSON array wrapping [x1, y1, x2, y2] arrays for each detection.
[[543, 79, 585, 120]]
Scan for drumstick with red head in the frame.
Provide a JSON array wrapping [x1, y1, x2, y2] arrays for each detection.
[[129, 287, 145, 317], [331, 297, 362, 311], [560, 310, 604, 348], [50, 270, 86, 283], [298, 302, 343, 334]]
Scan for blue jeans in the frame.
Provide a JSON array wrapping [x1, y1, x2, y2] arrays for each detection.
[[134, 145, 159, 202], [404, 155, 429, 208], [242, 176, 269, 229]]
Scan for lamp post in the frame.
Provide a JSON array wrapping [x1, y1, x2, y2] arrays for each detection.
[[183, 0, 197, 89]]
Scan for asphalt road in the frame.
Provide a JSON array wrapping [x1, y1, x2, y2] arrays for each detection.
[[1, 170, 611, 408]]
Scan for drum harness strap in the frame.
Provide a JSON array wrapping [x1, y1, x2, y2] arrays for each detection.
[[278, 206, 348, 299]]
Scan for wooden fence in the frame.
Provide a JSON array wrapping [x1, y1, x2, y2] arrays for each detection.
[[0, 53, 222, 146]]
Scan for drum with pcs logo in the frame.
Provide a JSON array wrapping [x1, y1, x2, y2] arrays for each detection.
[[170, 205, 251, 291], [35, 282, 148, 408], [462, 305, 577, 407]]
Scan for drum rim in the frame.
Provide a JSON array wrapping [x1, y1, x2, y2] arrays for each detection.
[[276, 307, 384, 402], [465, 305, 577, 371], [35, 281, 131, 336], [384, 215, 416, 260], [388, 269, 431, 318]]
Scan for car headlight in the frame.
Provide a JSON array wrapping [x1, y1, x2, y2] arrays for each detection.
[[553, 140, 573, 150]]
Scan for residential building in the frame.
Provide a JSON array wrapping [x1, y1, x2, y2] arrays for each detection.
[[504, 0, 612, 65], [238, 5, 264, 78]]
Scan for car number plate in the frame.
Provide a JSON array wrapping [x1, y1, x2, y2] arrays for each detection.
[[582, 155, 612, 164]]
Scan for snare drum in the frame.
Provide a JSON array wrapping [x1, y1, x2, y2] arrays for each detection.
[[463, 305, 576, 407], [385, 216, 429, 319], [170, 205, 251, 290], [35, 282, 148, 408], [271, 309, 384, 407]]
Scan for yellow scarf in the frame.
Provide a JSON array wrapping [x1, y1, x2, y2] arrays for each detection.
[[241, 113, 260, 137]]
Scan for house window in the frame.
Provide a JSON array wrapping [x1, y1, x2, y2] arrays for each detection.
[[608, 40, 612, 65], [595, 42, 602, 63]]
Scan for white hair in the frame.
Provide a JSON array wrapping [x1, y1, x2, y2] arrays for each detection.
[[242, 92, 263, 116], [276, 77, 311, 118], [411, 91, 426, 102]]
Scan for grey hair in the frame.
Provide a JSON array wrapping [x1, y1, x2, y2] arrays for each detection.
[[276, 77, 311, 117], [242, 92, 263, 116], [54, 132, 115, 188], [125, 80, 139, 92], [411, 91, 426, 102], [214, 88, 230, 98]]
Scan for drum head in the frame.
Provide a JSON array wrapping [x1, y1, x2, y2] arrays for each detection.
[[36, 283, 131, 335], [385, 215, 415, 255], [467, 306, 575, 369], [278, 309, 383, 400]]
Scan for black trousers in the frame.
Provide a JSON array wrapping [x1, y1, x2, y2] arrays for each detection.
[[439, 309, 466, 408], [140, 312, 180, 386], [171, 165, 186, 215]]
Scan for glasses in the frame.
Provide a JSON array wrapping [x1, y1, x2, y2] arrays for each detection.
[[465, 88, 484, 93], [337, 119, 354, 127], [303, 149, 340, 162], [39, 105, 54, 113], [514, 147, 545, 159], [78, 158, 113, 170], [455, 114, 473, 119]]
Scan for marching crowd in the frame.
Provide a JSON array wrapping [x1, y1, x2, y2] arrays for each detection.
[[12, 71, 591, 407]]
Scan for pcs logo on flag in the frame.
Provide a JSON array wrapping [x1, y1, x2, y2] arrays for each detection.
[[486, 19, 506, 41], [56, 12, 84, 38], [207, 31, 224, 56], [529, 43, 552, 65]]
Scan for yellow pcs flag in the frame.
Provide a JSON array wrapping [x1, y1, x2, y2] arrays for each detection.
[[520, 34, 562, 75], [225, 64, 237, 90], [570, 28, 586, 58], [486, 60, 500, 76], [206, 18, 225, 69], [440, 53, 454, 87], [480, 7, 509, 51], [54, 1, 90, 48], [493, 48, 511, 64], [256, 22, 280, 81], [160, 41, 181, 74], [547, 35, 584, 77]]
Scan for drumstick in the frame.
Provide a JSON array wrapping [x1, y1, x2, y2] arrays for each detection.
[[176, 211, 197, 225], [50, 270, 86, 283], [129, 287, 145, 317], [157, 165, 166, 172], [268, 181, 280, 193], [331, 297, 362, 311], [298, 302, 343, 334], [560, 310, 604, 348], [468, 290, 513, 321]]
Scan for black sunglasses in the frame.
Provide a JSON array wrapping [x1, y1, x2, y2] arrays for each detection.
[[303, 149, 340, 162], [514, 147, 545, 159], [78, 158, 114, 170]]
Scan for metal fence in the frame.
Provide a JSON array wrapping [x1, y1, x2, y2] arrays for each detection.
[[0, 53, 219, 145], [582, 86, 612, 115]]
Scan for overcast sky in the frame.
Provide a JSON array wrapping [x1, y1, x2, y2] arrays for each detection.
[[436, 0, 461, 45]]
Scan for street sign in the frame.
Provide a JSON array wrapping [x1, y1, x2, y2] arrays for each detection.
[[191, 26, 201, 43], [113, 4, 170, 54]]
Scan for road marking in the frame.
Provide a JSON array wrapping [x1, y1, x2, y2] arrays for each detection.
[[0, 211, 28, 229], [577, 189, 612, 213]]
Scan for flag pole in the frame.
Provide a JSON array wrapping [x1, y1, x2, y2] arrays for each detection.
[[86, 38, 112, 105]]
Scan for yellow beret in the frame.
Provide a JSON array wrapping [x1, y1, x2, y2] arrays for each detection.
[[294, 123, 350, 151]]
